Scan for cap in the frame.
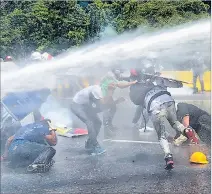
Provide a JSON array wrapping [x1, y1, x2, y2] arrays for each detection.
[[91, 86, 103, 100]]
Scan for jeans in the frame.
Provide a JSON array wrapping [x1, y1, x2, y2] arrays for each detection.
[[103, 97, 117, 128], [132, 105, 149, 128], [71, 102, 102, 147], [197, 114, 211, 145], [193, 71, 204, 92], [8, 140, 48, 167], [150, 102, 186, 156]]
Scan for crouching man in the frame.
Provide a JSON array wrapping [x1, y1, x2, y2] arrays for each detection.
[[70, 85, 105, 155], [1, 119, 57, 173], [174, 102, 211, 146]]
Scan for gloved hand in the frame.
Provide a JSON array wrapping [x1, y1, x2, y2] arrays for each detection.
[[173, 134, 188, 146], [184, 126, 199, 144]]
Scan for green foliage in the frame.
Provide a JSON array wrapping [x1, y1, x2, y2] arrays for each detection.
[[0, 0, 210, 58]]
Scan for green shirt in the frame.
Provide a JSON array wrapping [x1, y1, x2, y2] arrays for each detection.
[[100, 72, 118, 97]]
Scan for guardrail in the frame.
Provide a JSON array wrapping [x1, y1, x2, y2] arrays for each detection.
[[55, 71, 211, 98]]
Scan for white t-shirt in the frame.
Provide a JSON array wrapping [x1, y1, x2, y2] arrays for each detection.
[[73, 85, 103, 105]]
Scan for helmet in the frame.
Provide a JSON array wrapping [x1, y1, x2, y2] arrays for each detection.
[[31, 52, 42, 61], [42, 52, 53, 60], [130, 69, 138, 76], [41, 119, 57, 130], [189, 152, 208, 164], [5, 56, 13, 61], [111, 67, 123, 80]]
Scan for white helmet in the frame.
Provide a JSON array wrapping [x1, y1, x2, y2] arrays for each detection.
[[31, 51, 42, 61], [42, 52, 53, 60]]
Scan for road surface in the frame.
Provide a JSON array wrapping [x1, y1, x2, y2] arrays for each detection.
[[1, 93, 211, 194]]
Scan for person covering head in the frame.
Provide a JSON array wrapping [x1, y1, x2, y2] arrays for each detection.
[[1, 119, 57, 173]]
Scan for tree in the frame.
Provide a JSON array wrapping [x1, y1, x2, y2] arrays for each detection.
[[0, 0, 210, 58]]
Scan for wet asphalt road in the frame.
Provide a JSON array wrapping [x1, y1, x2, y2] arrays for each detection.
[[1, 94, 211, 194]]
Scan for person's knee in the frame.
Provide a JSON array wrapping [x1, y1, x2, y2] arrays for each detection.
[[85, 120, 93, 129]]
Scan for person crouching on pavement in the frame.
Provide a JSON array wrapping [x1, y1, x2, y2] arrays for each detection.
[[70, 85, 106, 155], [1, 119, 57, 173], [173, 102, 211, 146], [100, 68, 137, 139], [128, 69, 199, 170]]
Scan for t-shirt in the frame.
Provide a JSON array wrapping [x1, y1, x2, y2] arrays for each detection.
[[176, 103, 208, 128], [73, 85, 103, 105], [13, 122, 50, 144], [100, 72, 118, 97]]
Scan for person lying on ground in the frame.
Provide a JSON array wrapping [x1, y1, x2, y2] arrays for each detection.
[[173, 102, 211, 146]]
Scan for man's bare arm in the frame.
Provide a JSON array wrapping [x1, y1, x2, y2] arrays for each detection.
[[115, 80, 137, 89], [182, 115, 190, 128]]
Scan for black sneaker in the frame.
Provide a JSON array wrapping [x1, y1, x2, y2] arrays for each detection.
[[164, 154, 174, 170], [27, 159, 55, 173]]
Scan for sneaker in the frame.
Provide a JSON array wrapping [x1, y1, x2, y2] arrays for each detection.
[[90, 145, 106, 156], [184, 128, 199, 144], [27, 160, 55, 173], [165, 154, 174, 170]]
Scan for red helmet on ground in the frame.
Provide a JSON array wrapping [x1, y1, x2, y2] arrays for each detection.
[[5, 56, 13, 61]]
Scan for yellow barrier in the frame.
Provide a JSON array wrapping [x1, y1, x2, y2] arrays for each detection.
[[56, 71, 211, 97], [161, 71, 211, 91]]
